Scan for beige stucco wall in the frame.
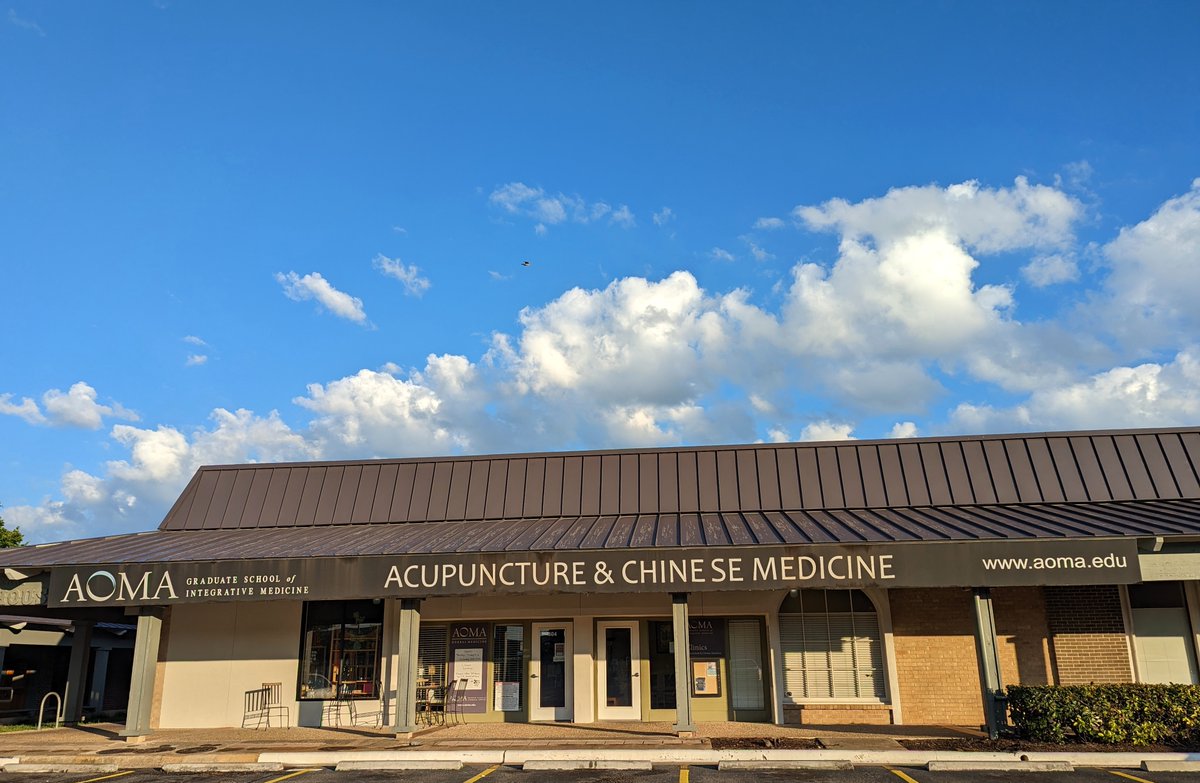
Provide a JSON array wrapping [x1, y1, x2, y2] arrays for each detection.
[[158, 601, 302, 728]]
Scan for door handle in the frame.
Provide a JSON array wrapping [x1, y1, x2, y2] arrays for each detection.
[[633, 672, 640, 677], [530, 674, 538, 678]]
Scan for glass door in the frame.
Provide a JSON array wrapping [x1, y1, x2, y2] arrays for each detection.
[[529, 623, 573, 721], [597, 621, 641, 720]]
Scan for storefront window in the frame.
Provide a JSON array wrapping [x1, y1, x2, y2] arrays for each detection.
[[492, 624, 524, 712], [779, 589, 885, 701], [298, 600, 383, 700]]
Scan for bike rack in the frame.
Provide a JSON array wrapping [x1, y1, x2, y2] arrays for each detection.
[[36, 691, 63, 730]]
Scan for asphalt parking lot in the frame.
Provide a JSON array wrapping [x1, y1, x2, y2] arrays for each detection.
[[1, 765, 1198, 783]]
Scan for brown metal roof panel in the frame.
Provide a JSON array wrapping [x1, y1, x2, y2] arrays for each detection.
[[407, 462, 436, 521], [629, 514, 658, 548], [530, 515, 577, 549], [760, 511, 806, 544], [444, 460, 471, 520], [677, 451, 699, 513], [294, 466, 326, 526], [619, 454, 639, 515], [896, 507, 978, 540], [1069, 436, 1110, 501], [522, 458, 547, 518], [157, 470, 202, 531], [605, 514, 637, 548], [503, 459, 527, 518], [959, 440, 995, 504], [1026, 438, 1065, 502], [678, 513, 705, 547], [257, 468, 292, 527], [638, 454, 659, 513], [1046, 438, 1086, 502], [717, 450, 740, 512], [237, 468, 275, 528], [386, 463, 414, 522], [776, 448, 802, 508], [950, 505, 1054, 539], [580, 455, 601, 516], [780, 509, 838, 543], [198, 468, 235, 529], [917, 443, 950, 506], [1160, 434, 1200, 497], [755, 449, 781, 509], [483, 459, 509, 519], [1005, 440, 1042, 502], [1028, 503, 1145, 538], [940, 442, 973, 505], [899, 443, 931, 506], [334, 465, 362, 523], [369, 463, 399, 523], [982, 440, 1019, 503], [1136, 434, 1180, 498], [742, 511, 785, 545], [721, 511, 756, 545], [542, 457, 564, 517], [502, 517, 552, 551], [877, 444, 908, 506], [823, 509, 882, 542], [1180, 432, 1200, 491], [581, 515, 617, 549], [797, 447, 822, 507], [987, 503, 1108, 538], [183, 470, 222, 530], [653, 513, 680, 547], [464, 460, 490, 519], [312, 465, 344, 525], [554, 516, 599, 549], [452, 516, 514, 552], [220, 470, 256, 529], [1093, 437, 1135, 500], [736, 450, 761, 510], [599, 454, 621, 516], [697, 451, 720, 512], [857, 446, 887, 507], [427, 461, 454, 521], [560, 456, 583, 516], [838, 446, 865, 507], [657, 453, 679, 513], [350, 464, 379, 523], [1115, 435, 1156, 498], [859, 507, 932, 541], [700, 513, 732, 545]]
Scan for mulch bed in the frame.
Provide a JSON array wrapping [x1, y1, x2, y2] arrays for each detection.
[[710, 738, 822, 750], [901, 737, 1200, 753]]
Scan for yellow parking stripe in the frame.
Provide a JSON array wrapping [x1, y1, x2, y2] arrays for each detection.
[[887, 767, 923, 783], [463, 764, 500, 783], [263, 769, 320, 783], [1106, 770, 1156, 783], [680, 766, 689, 783], [74, 772, 135, 783]]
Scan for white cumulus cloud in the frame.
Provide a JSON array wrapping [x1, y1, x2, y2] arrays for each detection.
[[0, 382, 137, 429], [373, 254, 431, 296], [276, 271, 368, 323]]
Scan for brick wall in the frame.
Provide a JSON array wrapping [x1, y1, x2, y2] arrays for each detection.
[[889, 587, 1053, 725], [1044, 585, 1133, 684]]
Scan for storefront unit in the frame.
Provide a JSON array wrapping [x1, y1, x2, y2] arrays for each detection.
[[1, 426, 1199, 737]]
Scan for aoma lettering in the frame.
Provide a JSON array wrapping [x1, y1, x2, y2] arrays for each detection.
[[61, 569, 178, 603]]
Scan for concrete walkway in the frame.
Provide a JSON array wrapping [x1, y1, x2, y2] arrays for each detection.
[[1, 722, 1197, 771]]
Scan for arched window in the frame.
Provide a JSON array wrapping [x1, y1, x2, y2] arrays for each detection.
[[779, 589, 885, 701]]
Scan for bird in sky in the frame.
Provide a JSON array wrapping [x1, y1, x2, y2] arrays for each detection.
[[521, 260, 531, 267]]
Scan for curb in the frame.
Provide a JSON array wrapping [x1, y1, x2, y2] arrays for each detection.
[[522, 760, 652, 771], [718, 760, 852, 770], [3, 764, 120, 774], [336, 760, 464, 771], [928, 760, 1074, 772], [259, 750, 505, 768], [162, 763, 286, 773], [1143, 761, 1200, 772]]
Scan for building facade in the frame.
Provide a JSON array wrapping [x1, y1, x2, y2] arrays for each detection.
[[2, 427, 1199, 736]]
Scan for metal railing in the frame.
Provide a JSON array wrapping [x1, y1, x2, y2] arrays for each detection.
[[37, 691, 63, 730]]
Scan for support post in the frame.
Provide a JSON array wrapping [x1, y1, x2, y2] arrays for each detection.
[[120, 610, 163, 740], [391, 598, 421, 736], [971, 587, 1005, 739], [63, 620, 94, 723], [671, 593, 696, 735]]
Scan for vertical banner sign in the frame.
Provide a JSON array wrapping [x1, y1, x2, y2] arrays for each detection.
[[448, 623, 488, 714], [688, 618, 726, 657]]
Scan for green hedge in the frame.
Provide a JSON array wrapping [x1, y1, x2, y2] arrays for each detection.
[[1006, 684, 1200, 745]]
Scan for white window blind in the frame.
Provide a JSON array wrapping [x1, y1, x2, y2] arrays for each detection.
[[780, 589, 885, 702], [417, 626, 448, 686], [728, 619, 765, 710]]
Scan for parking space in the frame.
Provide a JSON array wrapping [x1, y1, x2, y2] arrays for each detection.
[[1, 764, 1198, 783]]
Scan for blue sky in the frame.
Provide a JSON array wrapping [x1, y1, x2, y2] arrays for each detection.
[[2, 1, 1198, 543]]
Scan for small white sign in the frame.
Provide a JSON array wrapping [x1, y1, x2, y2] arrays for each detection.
[[494, 681, 520, 711], [454, 647, 484, 690]]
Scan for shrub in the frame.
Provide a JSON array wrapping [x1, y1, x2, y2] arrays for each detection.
[[1006, 684, 1200, 745]]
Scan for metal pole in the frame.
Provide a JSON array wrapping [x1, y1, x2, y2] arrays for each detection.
[[391, 598, 422, 736], [63, 620, 94, 723], [971, 587, 1005, 739], [671, 593, 696, 735]]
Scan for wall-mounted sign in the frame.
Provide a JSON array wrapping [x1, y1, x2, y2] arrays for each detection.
[[448, 623, 487, 714], [692, 660, 720, 697], [688, 618, 726, 657], [45, 537, 1143, 607]]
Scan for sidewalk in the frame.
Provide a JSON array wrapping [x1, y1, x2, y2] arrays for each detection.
[[1, 722, 1197, 771]]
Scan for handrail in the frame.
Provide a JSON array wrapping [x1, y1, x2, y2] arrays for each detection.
[[37, 691, 63, 730]]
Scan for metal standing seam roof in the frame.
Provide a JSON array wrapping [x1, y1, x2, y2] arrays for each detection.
[[3, 427, 1199, 569], [157, 427, 1200, 532]]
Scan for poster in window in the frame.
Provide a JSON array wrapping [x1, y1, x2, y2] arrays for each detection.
[[448, 622, 488, 713], [494, 681, 521, 711], [692, 659, 720, 697]]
